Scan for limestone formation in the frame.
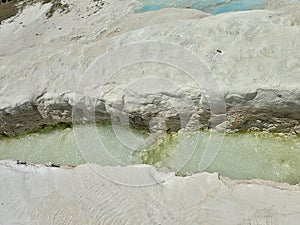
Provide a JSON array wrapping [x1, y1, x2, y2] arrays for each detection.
[[0, 1, 299, 135]]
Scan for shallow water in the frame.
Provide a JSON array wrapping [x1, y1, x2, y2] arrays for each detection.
[[135, 0, 266, 14], [142, 131, 300, 184], [0, 125, 299, 184]]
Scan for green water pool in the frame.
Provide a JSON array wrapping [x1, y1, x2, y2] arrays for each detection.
[[0, 125, 299, 184]]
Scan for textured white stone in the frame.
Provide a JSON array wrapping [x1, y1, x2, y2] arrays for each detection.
[[0, 161, 300, 225], [0, 0, 299, 135], [0, 1, 300, 224]]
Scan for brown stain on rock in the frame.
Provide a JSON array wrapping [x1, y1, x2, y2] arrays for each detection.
[[0, 0, 18, 23], [0, 0, 69, 23]]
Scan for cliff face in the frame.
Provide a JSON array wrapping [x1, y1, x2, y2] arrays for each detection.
[[0, 0, 299, 136]]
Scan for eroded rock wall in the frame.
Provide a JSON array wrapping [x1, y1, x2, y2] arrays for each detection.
[[0, 1, 299, 136]]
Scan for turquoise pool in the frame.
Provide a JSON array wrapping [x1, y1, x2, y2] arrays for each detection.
[[135, 0, 266, 14]]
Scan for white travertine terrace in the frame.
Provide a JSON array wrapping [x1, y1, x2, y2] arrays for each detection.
[[0, 0, 299, 135], [1, 160, 300, 224], [0, 0, 299, 224]]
